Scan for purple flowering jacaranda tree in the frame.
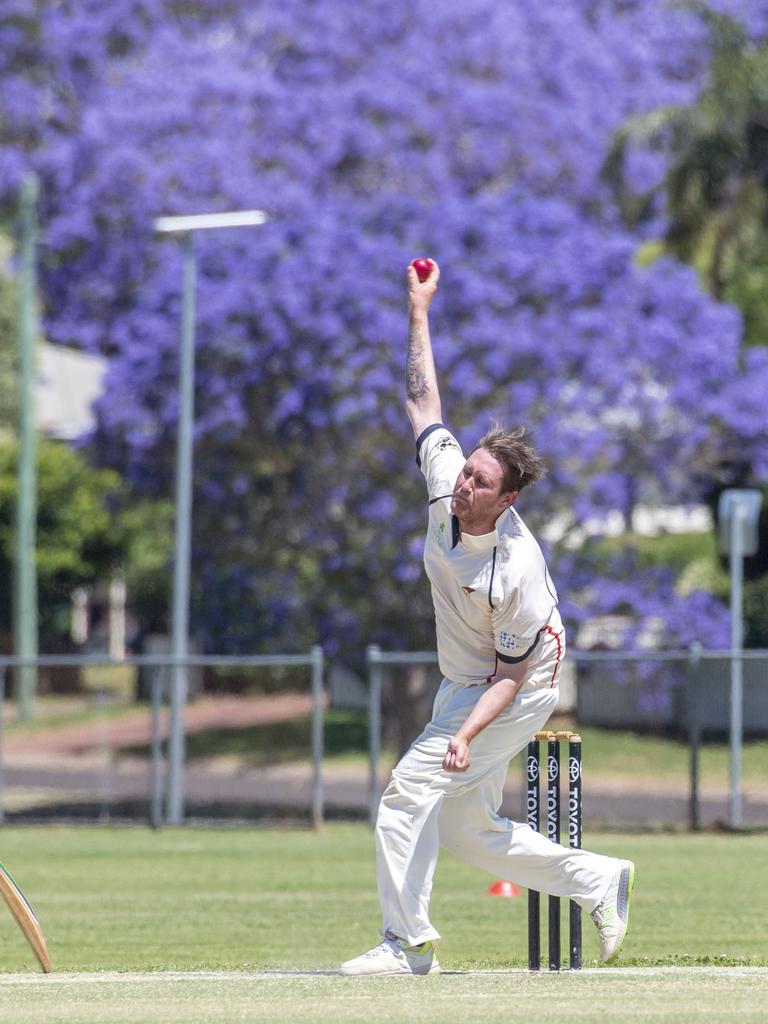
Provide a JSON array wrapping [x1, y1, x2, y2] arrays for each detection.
[[1, 0, 766, 658]]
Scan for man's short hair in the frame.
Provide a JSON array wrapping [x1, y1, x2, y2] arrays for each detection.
[[471, 424, 546, 494]]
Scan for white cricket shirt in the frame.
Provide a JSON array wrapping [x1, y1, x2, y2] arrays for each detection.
[[416, 424, 565, 689]]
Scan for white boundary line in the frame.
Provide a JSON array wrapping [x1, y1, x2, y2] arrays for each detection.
[[0, 967, 766, 985]]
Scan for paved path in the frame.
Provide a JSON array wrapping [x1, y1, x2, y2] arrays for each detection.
[[3, 694, 314, 759], [2, 757, 767, 827]]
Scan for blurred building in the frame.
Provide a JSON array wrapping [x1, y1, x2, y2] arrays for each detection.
[[33, 343, 121, 662], [35, 342, 106, 440]]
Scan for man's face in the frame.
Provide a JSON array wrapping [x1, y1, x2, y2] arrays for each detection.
[[450, 448, 517, 531]]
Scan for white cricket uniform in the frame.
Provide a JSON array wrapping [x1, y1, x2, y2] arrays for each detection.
[[418, 423, 565, 690], [375, 424, 616, 946]]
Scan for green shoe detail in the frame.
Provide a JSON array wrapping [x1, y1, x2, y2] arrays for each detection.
[[403, 940, 434, 955], [591, 860, 635, 964]]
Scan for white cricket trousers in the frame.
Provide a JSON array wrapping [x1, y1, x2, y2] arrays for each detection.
[[375, 678, 617, 945]]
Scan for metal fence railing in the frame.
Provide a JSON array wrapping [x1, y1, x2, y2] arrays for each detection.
[[2, 646, 765, 831], [365, 645, 768, 831], [0, 649, 324, 827]]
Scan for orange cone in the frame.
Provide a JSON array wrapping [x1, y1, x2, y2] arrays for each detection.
[[488, 880, 521, 897]]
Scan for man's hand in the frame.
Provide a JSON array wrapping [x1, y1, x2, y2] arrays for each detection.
[[441, 677, 524, 775], [407, 259, 440, 314], [443, 734, 470, 773]]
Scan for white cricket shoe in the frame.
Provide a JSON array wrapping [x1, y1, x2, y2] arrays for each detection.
[[591, 859, 635, 963], [340, 931, 440, 976]]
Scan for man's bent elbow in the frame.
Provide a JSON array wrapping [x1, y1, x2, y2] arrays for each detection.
[[491, 675, 525, 707]]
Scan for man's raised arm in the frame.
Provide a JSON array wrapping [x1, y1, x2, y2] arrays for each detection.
[[405, 260, 442, 439]]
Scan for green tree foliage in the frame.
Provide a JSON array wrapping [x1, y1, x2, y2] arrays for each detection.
[[0, 233, 18, 435], [0, 437, 173, 645], [605, 8, 768, 345], [119, 496, 173, 636], [605, 10, 768, 637], [745, 573, 768, 646]]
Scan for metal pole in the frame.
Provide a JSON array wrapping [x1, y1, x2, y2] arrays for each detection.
[[729, 505, 745, 829], [149, 673, 165, 829], [13, 175, 39, 722], [167, 233, 197, 825], [367, 645, 382, 826], [0, 667, 5, 824], [95, 686, 113, 822], [310, 645, 324, 829], [687, 642, 702, 832], [152, 211, 267, 824]]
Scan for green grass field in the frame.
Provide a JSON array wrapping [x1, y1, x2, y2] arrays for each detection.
[[0, 825, 766, 1022]]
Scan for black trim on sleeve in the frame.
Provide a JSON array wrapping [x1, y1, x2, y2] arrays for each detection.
[[415, 423, 445, 468], [496, 632, 541, 664]]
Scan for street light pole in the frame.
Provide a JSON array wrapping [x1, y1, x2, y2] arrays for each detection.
[[14, 175, 39, 722], [717, 487, 762, 831], [165, 231, 196, 826], [728, 504, 745, 828], [154, 209, 267, 825]]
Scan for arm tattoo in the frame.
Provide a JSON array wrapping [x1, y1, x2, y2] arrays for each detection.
[[406, 318, 431, 401]]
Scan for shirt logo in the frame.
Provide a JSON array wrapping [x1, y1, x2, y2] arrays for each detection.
[[436, 436, 459, 453], [462, 586, 475, 595], [498, 631, 520, 650]]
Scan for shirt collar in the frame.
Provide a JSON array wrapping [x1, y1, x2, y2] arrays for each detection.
[[458, 507, 513, 551], [460, 526, 499, 552]]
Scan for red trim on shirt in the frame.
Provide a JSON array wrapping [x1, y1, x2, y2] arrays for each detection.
[[542, 625, 563, 687]]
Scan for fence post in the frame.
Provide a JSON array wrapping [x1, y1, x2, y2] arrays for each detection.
[[310, 645, 324, 829], [686, 642, 702, 832], [0, 667, 5, 824], [367, 645, 382, 826], [149, 672, 165, 828], [14, 176, 40, 723]]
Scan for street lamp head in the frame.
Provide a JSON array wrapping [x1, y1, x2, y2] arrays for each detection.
[[718, 488, 763, 557], [154, 210, 268, 234]]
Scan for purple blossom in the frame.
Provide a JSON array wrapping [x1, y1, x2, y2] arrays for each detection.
[[0, 0, 764, 660]]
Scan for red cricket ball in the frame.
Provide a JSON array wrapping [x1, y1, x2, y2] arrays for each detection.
[[411, 257, 434, 283]]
